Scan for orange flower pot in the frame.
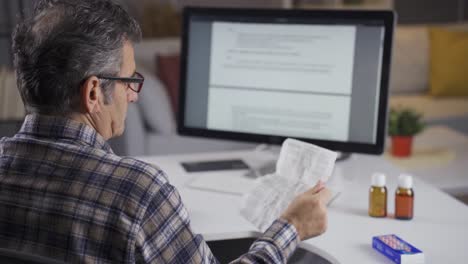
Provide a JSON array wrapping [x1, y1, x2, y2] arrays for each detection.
[[391, 136, 413, 157]]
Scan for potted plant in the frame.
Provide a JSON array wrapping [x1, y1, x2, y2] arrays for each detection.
[[388, 107, 425, 157]]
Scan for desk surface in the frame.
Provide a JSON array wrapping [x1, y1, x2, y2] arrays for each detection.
[[138, 150, 468, 264]]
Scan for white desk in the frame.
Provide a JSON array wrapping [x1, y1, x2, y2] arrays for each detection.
[[138, 150, 468, 264]]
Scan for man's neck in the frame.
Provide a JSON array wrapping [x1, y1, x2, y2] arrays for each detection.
[[68, 113, 112, 140]]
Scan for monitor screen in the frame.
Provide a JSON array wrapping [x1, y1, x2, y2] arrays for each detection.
[[178, 7, 395, 154]]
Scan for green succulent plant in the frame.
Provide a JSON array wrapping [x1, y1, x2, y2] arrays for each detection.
[[388, 107, 425, 136]]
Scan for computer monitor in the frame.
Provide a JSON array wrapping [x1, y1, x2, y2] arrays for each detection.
[[178, 7, 395, 155]]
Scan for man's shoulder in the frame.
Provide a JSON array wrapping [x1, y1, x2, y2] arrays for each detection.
[[83, 151, 174, 212], [100, 152, 170, 187]]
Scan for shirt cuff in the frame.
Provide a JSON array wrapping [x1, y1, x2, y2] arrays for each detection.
[[255, 218, 300, 261]]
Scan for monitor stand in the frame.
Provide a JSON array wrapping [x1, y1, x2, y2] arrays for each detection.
[[337, 152, 352, 161]]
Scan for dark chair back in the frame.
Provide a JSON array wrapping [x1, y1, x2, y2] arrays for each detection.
[[0, 248, 67, 264]]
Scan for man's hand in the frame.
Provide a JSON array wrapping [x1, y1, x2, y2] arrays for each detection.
[[280, 181, 331, 240]]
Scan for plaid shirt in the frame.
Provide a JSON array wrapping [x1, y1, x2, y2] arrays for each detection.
[[0, 114, 299, 263]]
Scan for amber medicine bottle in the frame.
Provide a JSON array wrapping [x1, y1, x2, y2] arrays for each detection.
[[395, 174, 414, 220], [369, 173, 387, 217]]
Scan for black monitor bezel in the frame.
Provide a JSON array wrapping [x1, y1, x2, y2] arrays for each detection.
[[178, 7, 395, 155]]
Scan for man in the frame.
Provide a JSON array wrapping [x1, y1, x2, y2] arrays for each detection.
[[0, 0, 331, 263]]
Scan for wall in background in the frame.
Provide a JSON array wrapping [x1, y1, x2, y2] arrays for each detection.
[[465, 2, 468, 19], [0, 0, 33, 68], [0, 0, 31, 132], [395, 0, 468, 24], [0, 39, 10, 67], [296, 0, 393, 9], [2, 0, 468, 67]]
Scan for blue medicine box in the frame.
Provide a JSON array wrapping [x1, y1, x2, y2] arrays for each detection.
[[372, 234, 425, 264]]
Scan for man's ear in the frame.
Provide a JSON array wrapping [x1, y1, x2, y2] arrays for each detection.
[[81, 76, 102, 114]]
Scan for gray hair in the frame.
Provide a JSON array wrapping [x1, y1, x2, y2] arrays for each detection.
[[12, 0, 142, 115]]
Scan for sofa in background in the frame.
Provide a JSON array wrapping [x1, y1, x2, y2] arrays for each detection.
[[110, 25, 468, 157], [389, 24, 468, 135], [109, 39, 256, 156]]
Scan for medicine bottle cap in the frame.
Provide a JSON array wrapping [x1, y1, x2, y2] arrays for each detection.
[[371, 172, 386, 187], [398, 174, 413, 189]]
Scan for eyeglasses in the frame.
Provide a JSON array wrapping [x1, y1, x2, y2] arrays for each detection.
[[97, 71, 144, 93]]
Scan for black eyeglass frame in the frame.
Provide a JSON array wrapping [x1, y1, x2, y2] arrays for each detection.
[[97, 72, 144, 93]]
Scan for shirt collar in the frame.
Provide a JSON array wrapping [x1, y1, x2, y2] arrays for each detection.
[[17, 114, 114, 153]]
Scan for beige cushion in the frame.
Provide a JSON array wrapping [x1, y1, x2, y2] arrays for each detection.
[[390, 23, 468, 95], [390, 25, 429, 94]]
